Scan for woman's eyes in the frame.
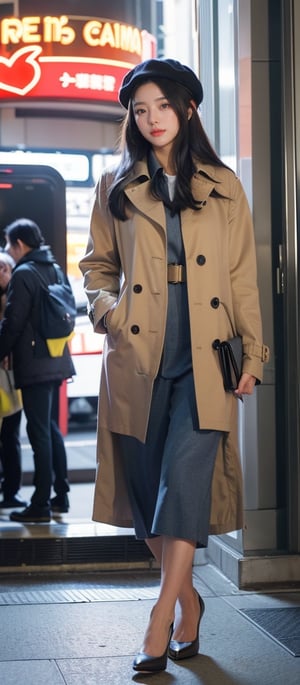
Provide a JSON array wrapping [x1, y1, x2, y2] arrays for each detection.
[[134, 102, 170, 116]]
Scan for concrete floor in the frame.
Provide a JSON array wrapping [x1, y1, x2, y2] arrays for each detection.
[[1, 477, 300, 685], [0, 433, 299, 684], [0, 561, 300, 685]]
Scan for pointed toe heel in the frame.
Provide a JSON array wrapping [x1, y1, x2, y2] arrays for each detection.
[[133, 651, 168, 673], [168, 591, 205, 661], [133, 623, 173, 673]]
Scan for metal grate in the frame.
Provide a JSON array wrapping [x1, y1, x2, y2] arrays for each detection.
[[0, 535, 152, 568], [239, 607, 300, 657], [0, 586, 159, 605]]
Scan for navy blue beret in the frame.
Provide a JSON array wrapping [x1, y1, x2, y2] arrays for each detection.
[[119, 58, 203, 109]]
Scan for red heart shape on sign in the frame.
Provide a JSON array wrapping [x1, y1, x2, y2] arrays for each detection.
[[0, 45, 42, 96]]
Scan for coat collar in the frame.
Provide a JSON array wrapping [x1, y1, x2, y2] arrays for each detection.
[[122, 158, 233, 230], [124, 158, 232, 206], [191, 161, 232, 201]]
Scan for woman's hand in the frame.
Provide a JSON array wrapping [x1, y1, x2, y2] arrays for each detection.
[[235, 373, 256, 399]]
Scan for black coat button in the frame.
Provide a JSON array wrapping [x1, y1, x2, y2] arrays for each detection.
[[133, 284, 142, 293], [131, 325, 140, 334], [196, 254, 206, 266], [210, 297, 220, 309]]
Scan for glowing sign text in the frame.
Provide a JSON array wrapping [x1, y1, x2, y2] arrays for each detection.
[[0, 16, 142, 54], [0, 14, 156, 103]]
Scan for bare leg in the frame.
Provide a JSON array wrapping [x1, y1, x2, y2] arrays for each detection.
[[140, 535, 197, 656], [145, 536, 201, 643], [145, 536, 162, 564]]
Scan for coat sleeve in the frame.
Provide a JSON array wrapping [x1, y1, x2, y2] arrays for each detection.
[[79, 173, 121, 332], [228, 175, 269, 380]]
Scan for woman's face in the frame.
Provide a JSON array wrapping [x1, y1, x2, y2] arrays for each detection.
[[132, 81, 180, 155], [0, 260, 11, 290]]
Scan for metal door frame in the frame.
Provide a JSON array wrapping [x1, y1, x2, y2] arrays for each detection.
[[282, 0, 300, 552]]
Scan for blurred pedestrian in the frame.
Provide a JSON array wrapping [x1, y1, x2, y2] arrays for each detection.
[[0, 218, 75, 522], [0, 252, 26, 509]]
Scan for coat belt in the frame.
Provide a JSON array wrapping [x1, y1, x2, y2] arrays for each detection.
[[167, 264, 186, 283]]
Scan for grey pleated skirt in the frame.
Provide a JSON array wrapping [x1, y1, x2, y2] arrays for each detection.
[[117, 370, 222, 548]]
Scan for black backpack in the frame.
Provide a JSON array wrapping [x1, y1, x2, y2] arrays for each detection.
[[30, 262, 77, 357]]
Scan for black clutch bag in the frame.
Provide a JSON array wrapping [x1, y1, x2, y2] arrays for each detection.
[[212, 335, 242, 392]]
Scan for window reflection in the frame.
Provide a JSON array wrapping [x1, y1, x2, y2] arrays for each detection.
[[199, 0, 237, 171]]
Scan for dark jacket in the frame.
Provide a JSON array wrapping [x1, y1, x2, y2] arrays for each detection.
[[0, 246, 75, 388]]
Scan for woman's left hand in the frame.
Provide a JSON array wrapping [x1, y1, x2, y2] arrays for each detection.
[[235, 373, 256, 398]]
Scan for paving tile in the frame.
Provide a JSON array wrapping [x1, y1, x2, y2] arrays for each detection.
[[57, 655, 236, 685], [1, 592, 300, 685], [194, 561, 242, 597], [0, 602, 142, 660], [0, 660, 65, 685], [200, 597, 300, 685], [0, 567, 300, 684]]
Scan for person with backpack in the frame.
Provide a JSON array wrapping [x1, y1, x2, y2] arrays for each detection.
[[0, 218, 75, 522]]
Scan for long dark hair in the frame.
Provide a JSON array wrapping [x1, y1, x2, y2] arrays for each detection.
[[108, 78, 227, 220]]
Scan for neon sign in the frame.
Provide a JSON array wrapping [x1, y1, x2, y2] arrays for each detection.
[[0, 15, 156, 103]]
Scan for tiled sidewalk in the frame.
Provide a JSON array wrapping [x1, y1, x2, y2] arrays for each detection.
[[0, 562, 299, 685], [1, 430, 299, 684]]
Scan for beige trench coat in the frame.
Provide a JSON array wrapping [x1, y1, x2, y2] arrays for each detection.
[[80, 160, 269, 534]]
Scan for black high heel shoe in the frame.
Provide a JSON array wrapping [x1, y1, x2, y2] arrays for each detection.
[[133, 623, 173, 673], [168, 591, 205, 661]]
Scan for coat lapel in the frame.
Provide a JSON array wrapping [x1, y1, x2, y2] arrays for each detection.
[[124, 180, 166, 231], [123, 160, 230, 232]]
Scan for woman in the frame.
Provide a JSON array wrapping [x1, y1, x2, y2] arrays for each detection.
[[80, 58, 268, 673]]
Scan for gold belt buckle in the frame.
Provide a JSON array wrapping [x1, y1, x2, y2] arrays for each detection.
[[167, 264, 186, 283]]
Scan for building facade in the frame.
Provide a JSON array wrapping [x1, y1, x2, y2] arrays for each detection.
[[164, 0, 300, 586]]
